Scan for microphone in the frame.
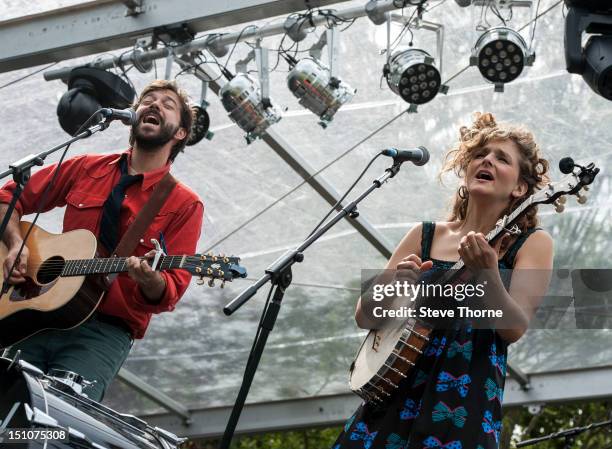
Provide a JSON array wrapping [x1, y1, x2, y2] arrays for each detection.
[[381, 146, 430, 166], [99, 108, 137, 126]]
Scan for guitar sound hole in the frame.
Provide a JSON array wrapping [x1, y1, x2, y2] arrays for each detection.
[[37, 256, 65, 284]]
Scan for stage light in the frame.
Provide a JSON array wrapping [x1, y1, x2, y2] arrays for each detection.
[[565, 3, 612, 101], [186, 104, 213, 146], [580, 37, 612, 100], [219, 73, 282, 144], [286, 57, 355, 128], [470, 27, 534, 88], [384, 49, 441, 105], [56, 67, 135, 135]]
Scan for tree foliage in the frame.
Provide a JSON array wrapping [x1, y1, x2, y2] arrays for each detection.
[[181, 400, 612, 449]]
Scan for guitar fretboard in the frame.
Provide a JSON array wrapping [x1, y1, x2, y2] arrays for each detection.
[[60, 255, 188, 277]]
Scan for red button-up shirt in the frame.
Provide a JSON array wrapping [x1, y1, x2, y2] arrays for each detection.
[[0, 149, 204, 339]]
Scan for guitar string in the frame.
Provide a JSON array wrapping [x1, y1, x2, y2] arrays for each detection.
[[20, 256, 224, 275], [20, 255, 227, 268], [26, 263, 228, 273]]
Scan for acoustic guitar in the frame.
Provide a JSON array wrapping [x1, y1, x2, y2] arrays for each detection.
[[0, 221, 247, 349]]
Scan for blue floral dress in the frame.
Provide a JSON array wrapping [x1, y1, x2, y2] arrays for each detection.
[[332, 222, 537, 449]]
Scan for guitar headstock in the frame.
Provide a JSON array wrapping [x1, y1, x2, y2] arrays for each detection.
[[184, 253, 247, 288], [531, 161, 600, 212]]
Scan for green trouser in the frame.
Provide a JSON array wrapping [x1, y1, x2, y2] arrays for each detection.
[[2, 316, 133, 402]]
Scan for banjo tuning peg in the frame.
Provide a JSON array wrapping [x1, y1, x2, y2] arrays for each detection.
[[576, 192, 588, 204]]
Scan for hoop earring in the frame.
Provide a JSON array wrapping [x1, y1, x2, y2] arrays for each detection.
[[458, 186, 469, 199]]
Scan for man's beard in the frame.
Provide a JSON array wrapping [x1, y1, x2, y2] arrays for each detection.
[[132, 120, 178, 151]]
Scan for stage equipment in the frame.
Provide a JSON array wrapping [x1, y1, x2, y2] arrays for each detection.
[[219, 72, 282, 144], [205, 34, 230, 58], [218, 147, 431, 449], [384, 13, 446, 107], [285, 27, 354, 127], [385, 48, 442, 104], [187, 81, 214, 146], [56, 67, 135, 136], [284, 14, 312, 42], [132, 37, 154, 73], [187, 105, 211, 146], [0, 356, 185, 449], [565, 1, 612, 100], [220, 42, 282, 143], [380, 146, 430, 165], [365, 0, 390, 25], [517, 412, 612, 447], [470, 27, 535, 90], [285, 52, 355, 127]]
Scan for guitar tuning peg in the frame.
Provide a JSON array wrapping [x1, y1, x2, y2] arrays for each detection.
[[583, 185, 590, 192], [553, 199, 565, 213], [557, 196, 567, 205], [196, 276, 205, 285], [208, 279, 215, 288]]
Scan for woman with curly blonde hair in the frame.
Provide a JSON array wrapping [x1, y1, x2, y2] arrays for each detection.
[[333, 113, 553, 449]]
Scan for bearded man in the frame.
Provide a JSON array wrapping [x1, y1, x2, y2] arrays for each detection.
[[0, 79, 203, 401]]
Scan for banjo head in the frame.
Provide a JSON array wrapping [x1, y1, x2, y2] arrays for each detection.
[[349, 322, 406, 389], [349, 318, 431, 395]]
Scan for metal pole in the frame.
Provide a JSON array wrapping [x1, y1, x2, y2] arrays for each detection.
[[43, 0, 409, 82]]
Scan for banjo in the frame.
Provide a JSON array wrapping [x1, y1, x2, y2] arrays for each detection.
[[349, 160, 600, 404]]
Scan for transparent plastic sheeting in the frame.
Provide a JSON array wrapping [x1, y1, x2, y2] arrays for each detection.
[[0, 0, 610, 415]]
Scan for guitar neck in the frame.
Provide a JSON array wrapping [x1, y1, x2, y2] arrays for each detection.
[[60, 255, 190, 277]]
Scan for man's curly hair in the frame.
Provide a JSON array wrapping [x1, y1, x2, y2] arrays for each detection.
[[129, 79, 193, 163]]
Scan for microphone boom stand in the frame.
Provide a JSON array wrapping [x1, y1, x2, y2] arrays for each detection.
[[219, 161, 403, 449], [0, 118, 111, 293], [517, 417, 612, 448]]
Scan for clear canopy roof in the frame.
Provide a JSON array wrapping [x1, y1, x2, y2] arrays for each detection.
[[0, 0, 610, 416]]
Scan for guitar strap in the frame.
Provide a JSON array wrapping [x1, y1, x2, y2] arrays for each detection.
[[76, 172, 178, 304], [112, 172, 177, 258]]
